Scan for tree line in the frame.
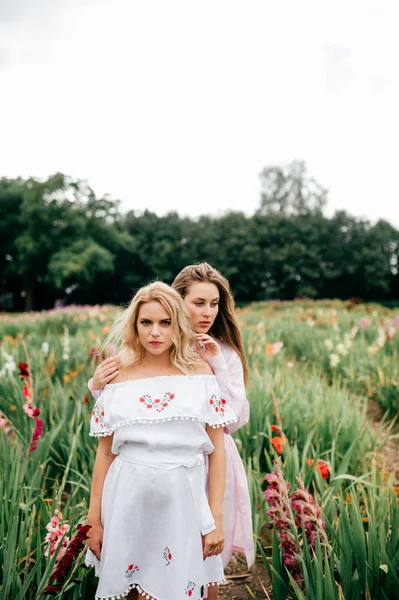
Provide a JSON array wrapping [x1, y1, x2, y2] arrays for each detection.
[[1, 162, 398, 312]]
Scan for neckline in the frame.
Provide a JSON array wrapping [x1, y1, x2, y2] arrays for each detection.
[[105, 373, 216, 389]]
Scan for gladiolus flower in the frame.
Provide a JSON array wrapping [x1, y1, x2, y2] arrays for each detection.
[[44, 523, 91, 594], [271, 424, 280, 432], [324, 339, 333, 351], [306, 459, 330, 480], [329, 353, 340, 368], [271, 436, 288, 454], [18, 361, 30, 378]]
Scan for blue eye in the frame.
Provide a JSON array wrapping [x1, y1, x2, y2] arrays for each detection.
[[161, 320, 171, 326]]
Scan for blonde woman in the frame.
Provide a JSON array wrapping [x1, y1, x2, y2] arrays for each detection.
[[86, 282, 237, 600]]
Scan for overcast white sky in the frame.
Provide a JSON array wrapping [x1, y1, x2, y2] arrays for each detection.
[[0, 0, 398, 226]]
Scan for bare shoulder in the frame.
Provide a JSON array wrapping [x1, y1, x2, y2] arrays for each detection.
[[109, 367, 137, 385], [194, 360, 213, 376], [109, 370, 126, 384]]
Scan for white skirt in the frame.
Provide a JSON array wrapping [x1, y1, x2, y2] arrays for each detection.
[[86, 446, 225, 600]]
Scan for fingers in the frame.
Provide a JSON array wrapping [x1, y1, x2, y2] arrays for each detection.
[[203, 539, 212, 560], [203, 535, 224, 560], [101, 356, 118, 366], [88, 541, 101, 560], [101, 364, 119, 377], [99, 360, 119, 373], [105, 371, 119, 382]]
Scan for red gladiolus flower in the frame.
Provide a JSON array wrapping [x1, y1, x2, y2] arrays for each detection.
[[44, 585, 62, 595], [18, 361, 30, 378], [271, 436, 288, 454], [45, 524, 91, 592], [83, 396, 89, 404], [271, 424, 280, 432], [318, 462, 330, 479], [306, 459, 330, 480]]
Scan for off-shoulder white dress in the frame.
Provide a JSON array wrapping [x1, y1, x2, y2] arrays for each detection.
[[85, 374, 237, 600]]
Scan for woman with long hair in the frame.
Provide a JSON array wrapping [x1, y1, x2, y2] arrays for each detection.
[[89, 265, 254, 596], [86, 282, 237, 599], [172, 264, 254, 591]]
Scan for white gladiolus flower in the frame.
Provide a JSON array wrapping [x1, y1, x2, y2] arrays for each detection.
[[377, 328, 386, 348], [0, 351, 16, 377], [63, 326, 70, 360], [336, 343, 347, 356], [329, 353, 340, 368], [324, 339, 334, 351], [41, 342, 49, 356]]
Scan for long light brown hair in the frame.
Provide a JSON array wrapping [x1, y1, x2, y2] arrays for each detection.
[[172, 263, 249, 385], [102, 282, 198, 373]]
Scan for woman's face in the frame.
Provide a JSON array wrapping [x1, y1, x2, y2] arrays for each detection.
[[136, 301, 174, 355], [183, 282, 219, 334]]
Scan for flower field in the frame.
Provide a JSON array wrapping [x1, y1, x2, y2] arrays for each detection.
[[0, 300, 399, 599]]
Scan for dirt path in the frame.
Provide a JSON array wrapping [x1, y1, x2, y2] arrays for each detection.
[[220, 553, 270, 599], [367, 399, 399, 484]]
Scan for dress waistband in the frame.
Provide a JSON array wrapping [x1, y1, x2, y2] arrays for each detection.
[[116, 444, 215, 535], [117, 443, 204, 470]]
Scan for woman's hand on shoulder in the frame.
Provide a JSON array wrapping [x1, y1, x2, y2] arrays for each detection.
[[195, 334, 221, 361], [92, 357, 120, 390]]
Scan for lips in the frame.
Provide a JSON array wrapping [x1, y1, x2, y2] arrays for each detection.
[[199, 322, 211, 327], [149, 341, 162, 346]]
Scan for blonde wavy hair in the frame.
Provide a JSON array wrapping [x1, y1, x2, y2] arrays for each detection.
[[102, 282, 198, 374], [172, 263, 249, 385]]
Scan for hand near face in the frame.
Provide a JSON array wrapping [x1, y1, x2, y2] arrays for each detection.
[[195, 334, 221, 360], [92, 357, 120, 390]]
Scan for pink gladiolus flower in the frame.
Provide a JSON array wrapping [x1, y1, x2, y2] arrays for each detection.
[[264, 461, 332, 589], [30, 417, 43, 452]]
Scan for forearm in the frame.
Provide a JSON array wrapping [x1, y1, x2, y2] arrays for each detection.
[[207, 430, 226, 523], [88, 443, 115, 524]]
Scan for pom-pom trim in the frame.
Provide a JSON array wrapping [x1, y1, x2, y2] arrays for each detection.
[[94, 578, 227, 599], [89, 415, 237, 436]]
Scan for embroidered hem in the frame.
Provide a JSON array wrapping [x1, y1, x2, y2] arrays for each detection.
[[93, 579, 227, 599], [90, 415, 237, 437]]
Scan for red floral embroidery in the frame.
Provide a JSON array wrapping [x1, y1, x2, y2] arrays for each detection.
[[92, 404, 106, 429], [163, 546, 172, 566], [185, 581, 196, 596], [125, 563, 139, 578], [209, 395, 227, 417], [139, 392, 174, 413]]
